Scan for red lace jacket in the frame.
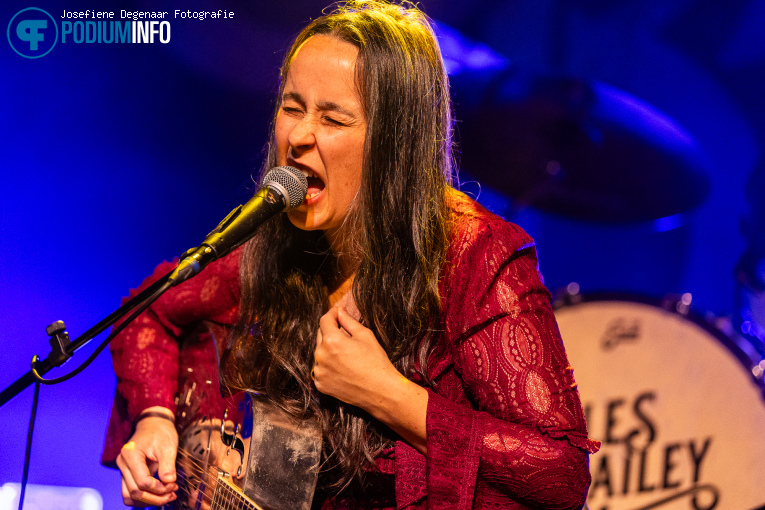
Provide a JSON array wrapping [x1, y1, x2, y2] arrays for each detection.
[[102, 190, 598, 509]]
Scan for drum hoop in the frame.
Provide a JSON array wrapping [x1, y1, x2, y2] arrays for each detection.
[[553, 291, 765, 398]]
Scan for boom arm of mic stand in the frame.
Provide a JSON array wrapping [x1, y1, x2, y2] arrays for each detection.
[[0, 269, 175, 409]]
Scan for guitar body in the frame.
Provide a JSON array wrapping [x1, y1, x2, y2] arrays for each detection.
[[173, 325, 322, 510]]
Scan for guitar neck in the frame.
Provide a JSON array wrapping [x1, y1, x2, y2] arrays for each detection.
[[210, 475, 264, 510]]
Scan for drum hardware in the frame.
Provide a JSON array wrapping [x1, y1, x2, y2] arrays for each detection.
[[655, 293, 695, 317], [735, 287, 765, 384], [556, 284, 695, 318], [553, 282, 584, 308], [731, 245, 765, 387], [735, 259, 765, 348]]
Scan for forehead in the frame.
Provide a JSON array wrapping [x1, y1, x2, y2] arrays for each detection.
[[285, 35, 360, 95]]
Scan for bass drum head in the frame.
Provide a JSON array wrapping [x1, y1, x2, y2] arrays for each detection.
[[555, 295, 765, 510]]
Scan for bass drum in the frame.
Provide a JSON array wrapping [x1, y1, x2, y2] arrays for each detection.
[[554, 294, 765, 510]]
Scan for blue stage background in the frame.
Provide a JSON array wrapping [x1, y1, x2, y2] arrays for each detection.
[[1, 0, 762, 507]]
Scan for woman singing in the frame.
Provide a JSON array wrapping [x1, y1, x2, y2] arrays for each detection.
[[103, 1, 598, 508]]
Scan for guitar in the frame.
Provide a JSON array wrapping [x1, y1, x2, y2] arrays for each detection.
[[174, 400, 322, 510], [172, 332, 322, 510], [174, 414, 257, 510]]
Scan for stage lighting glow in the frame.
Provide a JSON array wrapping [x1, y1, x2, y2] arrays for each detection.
[[653, 213, 686, 232], [0, 484, 102, 510], [0, 484, 19, 510], [432, 21, 509, 75], [79, 489, 102, 510]]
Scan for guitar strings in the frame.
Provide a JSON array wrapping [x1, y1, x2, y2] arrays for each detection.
[[177, 458, 217, 491], [176, 446, 222, 507], [173, 417, 244, 509], [175, 447, 257, 509], [176, 446, 230, 487]]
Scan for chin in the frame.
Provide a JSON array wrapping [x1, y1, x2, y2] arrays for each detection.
[[287, 209, 320, 231], [286, 210, 307, 230]]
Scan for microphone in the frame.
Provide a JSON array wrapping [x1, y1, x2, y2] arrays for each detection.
[[168, 166, 307, 285]]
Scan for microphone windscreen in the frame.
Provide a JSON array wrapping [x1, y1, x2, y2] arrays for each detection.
[[263, 166, 308, 210]]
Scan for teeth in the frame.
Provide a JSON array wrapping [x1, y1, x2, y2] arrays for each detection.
[[298, 168, 317, 179]]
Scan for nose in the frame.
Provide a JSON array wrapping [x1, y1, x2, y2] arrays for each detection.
[[287, 116, 316, 157]]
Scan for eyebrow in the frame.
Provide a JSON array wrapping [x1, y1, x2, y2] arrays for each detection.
[[281, 91, 359, 119]]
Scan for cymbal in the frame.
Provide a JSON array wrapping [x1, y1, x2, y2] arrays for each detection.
[[454, 74, 711, 222]]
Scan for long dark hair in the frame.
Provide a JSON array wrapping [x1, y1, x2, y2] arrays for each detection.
[[223, 0, 454, 494]]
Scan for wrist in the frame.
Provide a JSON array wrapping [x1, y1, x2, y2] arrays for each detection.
[[369, 374, 427, 427], [371, 375, 428, 454], [133, 411, 179, 441], [136, 406, 175, 425]]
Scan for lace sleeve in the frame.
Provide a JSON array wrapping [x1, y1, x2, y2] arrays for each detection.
[[425, 213, 597, 509], [103, 249, 242, 466], [108, 249, 242, 422]]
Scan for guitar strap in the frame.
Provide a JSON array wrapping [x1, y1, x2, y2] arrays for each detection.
[[242, 396, 322, 510]]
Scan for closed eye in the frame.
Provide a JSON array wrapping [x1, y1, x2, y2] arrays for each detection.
[[323, 115, 346, 126]]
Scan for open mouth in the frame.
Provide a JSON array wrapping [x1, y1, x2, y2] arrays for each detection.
[[306, 175, 325, 199], [295, 166, 325, 200]]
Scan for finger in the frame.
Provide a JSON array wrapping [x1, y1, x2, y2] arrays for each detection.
[[116, 450, 141, 493], [117, 455, 143, 506], [157, 444, 178, 484], [117, 455, 175, 507], [121, 476, 141, 507], [121, 447, 173, 495], [337, 307, 364, 335], [129, 488, 177, 507], [319, 307, 340, 332]]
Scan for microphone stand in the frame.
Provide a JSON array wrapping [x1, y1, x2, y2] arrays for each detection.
[[0, 167, 305, 510], [0, 172, 296, 406], [0, 269, 173, 408], [0, 264, 182, 510]]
